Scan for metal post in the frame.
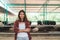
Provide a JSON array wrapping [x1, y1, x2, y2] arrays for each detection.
[[5, 4, 8, 24], [24, 0, 26, 13]]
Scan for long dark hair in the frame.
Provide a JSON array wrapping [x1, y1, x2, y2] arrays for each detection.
[[18, 10, 28, 22]]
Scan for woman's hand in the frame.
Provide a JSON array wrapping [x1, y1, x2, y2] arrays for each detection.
[[25, 28, 31, 32], [19, 29, 25, 32]]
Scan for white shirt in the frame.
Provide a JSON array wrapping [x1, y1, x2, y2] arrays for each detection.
[[17, 22, 28, 37]]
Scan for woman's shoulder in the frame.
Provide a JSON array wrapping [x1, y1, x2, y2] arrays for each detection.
[[25, 21, 30, 24], [25, 20, 30, 23]]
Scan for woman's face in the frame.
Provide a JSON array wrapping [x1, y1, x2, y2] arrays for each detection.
[[19, 12, 25, 19]]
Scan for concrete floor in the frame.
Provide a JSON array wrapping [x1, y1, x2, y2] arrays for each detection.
[[0, 35, 60, 40]]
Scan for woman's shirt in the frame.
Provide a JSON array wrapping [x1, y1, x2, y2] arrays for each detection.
[[17, 22, 28, 37]]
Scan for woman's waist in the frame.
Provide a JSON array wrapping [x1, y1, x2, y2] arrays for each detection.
[[18, 32, 28, 35], [17, 32, 28, 37], [18, 32, 27, 34]]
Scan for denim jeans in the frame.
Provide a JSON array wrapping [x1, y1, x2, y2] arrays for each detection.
[[17, 37, 29, 40]]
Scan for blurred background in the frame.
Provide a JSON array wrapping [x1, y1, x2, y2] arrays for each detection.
[[0, 0, 60, 40]]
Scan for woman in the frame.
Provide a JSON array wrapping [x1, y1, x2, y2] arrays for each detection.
[[14, 10, 31, 40]]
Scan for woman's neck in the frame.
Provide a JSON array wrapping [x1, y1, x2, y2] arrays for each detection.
[[21, 19, 23, 22]]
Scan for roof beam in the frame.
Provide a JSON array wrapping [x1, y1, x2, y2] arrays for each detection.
[[7, 4, 60, 6]]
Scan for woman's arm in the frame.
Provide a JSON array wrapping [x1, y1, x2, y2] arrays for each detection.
[[14, 20, 19, 33], [19, 21, 31, 33], [25, 28, 31, 32], [19, 28, 31, 32]]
